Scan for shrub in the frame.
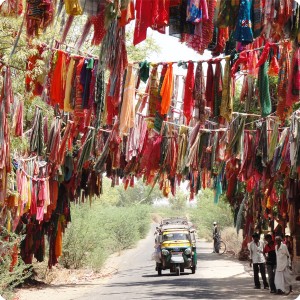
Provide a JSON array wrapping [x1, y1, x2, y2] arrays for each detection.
[[60, 204, 108, 269], [221, 227, 243, 256], [132, 205, 151, 238], [0, 228, 33, 299], [151, 206, 190, 221], [107, 207, 140, 252], [0, 258, 33, 299], [60, 203, 151, 270], [190, 189, 234, 240]]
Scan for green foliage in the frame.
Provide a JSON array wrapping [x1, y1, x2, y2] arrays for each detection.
[[233, 77, 243, 112], [99, 178, 162, 206], [130, 205, 152, 238], [0, 17, 26, 61], [0, 259, 33, 300], [190, 189, 234, 240], [151, 206, 189, 220], [10, 136, 29, 155], [233, 77, 261, 116], [60, 203, 151, 270], [168, 190, 188, 211], [24, 97, 54, 125], [126, 29, 160, 62], [108, 208, 140, 251], [0, 228, 33, 299], [293, 101, 300, 112], [97, 178, 121, 206]]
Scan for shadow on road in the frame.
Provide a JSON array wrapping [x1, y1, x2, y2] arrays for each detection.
[[88, 249, 296, 300], [98, 276, 296, 299], [143, 272, 192, 278]]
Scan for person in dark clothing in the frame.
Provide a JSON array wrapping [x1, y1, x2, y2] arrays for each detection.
[[212, 222, 220, 253], [264, 234, 277, 293]]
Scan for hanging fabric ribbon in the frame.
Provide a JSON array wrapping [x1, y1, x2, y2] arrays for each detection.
[[183, 61, 195, 125], [160, 63, 174, 115], [205, 61, 214, 115], [193, 62, 206, 123], [213, 60, 223, 118], [277, 43, 292, 121], [287, 47, 300, 107], [234, 0, 253, 44], [119, 64, 136, 137], [77, 127, 95, 173], [220, 57, 233, 122], [29, 107, 44, 155], [258, 62, 272, 117]]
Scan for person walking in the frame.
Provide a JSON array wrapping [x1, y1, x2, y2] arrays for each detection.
[[249, 232, 269, 289], [274, 235, 293, 295], [263, 234, 276, 293]]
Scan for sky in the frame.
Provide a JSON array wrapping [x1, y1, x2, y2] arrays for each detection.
[[147, 28, 211, 63]]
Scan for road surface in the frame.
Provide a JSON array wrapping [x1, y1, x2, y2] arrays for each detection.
[[18, 226, 298, 300]]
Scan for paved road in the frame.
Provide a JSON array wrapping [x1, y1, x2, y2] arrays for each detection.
[[75, 227, 298, 300], [18, 226, 299, 300]]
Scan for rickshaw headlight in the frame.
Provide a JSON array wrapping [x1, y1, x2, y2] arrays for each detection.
[[184, 248, 192, 255], [162, 249, 169, 256]]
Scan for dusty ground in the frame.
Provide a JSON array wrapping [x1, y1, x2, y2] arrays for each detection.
[[14, 248, 130, 300]]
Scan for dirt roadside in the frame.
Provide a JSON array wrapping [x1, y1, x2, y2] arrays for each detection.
[[15, 237, 147, 300]]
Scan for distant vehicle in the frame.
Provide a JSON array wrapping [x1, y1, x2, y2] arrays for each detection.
[[153, 217, 197, 276]]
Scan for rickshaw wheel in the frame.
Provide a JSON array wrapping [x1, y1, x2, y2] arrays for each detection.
[[175, 266, 180, 276], [191, 266, 196, 274]]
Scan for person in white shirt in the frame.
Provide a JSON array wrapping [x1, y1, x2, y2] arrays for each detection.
[[274, 235, 293, 295], [249, 232, 269, 289]]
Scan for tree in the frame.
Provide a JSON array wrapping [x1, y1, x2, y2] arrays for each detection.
[[168, 190, 188, 211], [190, 189, 234, 240], [126, 28, 160, 62], [98, 177, 162, 206]]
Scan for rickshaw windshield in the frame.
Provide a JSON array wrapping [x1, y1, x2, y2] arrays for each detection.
[[163, 232, 190, 241]]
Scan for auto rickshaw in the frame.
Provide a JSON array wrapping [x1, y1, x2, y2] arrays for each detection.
[[153, 217, 197, 276]]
